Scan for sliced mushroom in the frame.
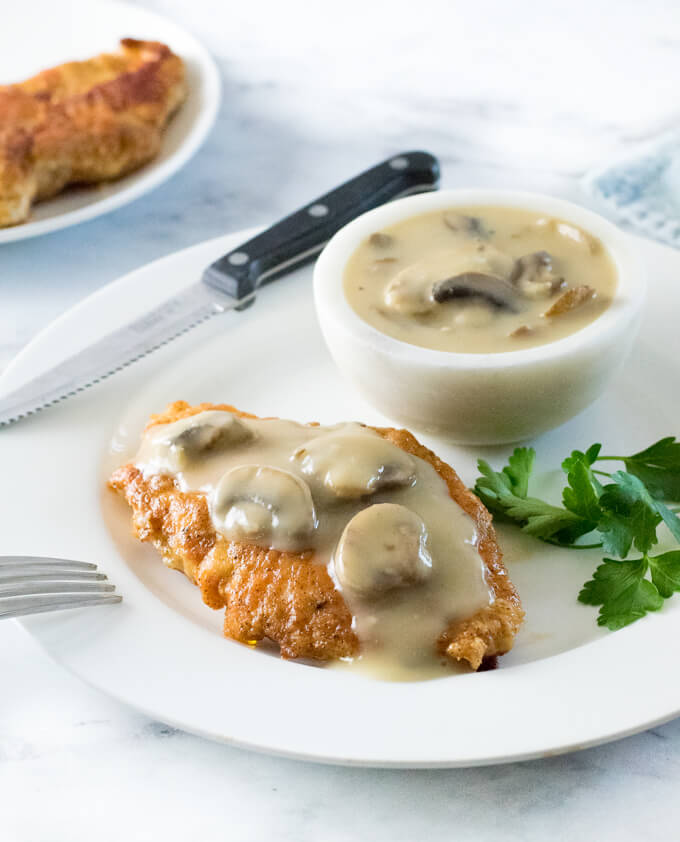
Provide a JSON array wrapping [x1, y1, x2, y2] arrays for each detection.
[[212, 465, 316, 551], [334, 503, 433, 599], [510, 251, 565, 300], [535, 217, 602, 255], [384, 245, 516, 315], [432, 273, 519, 311], [384, 266, 436, 315], [543, 285, 596, 318], [509, 324, 535, 338], [292, 426, 416, 500], [443, 212, 489, 238], [371, 256, 398, 273], [369, 232, 394, 248], [146, 410, 254, 472], [555, 222, 601, 255]]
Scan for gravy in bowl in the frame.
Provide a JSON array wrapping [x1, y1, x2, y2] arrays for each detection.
[[343, 206, 618, 354]]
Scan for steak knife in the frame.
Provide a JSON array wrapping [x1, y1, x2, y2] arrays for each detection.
[[0, 151, 439, 426]]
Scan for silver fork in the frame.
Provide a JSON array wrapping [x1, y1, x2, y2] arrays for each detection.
[[0, 557, 122, 619]]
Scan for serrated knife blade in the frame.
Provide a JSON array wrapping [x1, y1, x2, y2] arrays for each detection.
[[0, 151, 440, 426], [0, 284, 244, 426]]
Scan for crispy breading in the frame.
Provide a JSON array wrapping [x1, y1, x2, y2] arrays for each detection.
[[0, 38, 186, 226], [109, 401, 524, 669], [109, 465, 359, 661]]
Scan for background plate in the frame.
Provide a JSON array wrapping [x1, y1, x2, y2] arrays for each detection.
[[0, 0, 220, 243], [1, 229, 680, 767]]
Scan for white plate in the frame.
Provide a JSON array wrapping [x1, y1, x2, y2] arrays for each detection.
[[0, 0, 220, 243], [2, 229, 680, 767]]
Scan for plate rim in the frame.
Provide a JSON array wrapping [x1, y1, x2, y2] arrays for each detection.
[[4, 229, 680, 768], [0, 0, 221, 244]]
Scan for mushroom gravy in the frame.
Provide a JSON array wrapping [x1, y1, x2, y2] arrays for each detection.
[[135, 410, 492, 679], [343, 206, 618, 353]]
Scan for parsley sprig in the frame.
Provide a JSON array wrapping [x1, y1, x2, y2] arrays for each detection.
[[473, 438, 680, 630]]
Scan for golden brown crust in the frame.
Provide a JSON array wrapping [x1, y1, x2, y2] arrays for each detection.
[[0, 39, 186, 226], [109, 401, 524, 668], [202, 542, 359, 660], [109, 465, 359, 660], [109, 410, 359, 661]]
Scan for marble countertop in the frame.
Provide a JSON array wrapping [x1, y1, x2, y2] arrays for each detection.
[[3, 1, 680, 838]]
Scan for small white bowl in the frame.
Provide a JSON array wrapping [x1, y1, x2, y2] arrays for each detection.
[[313, 189, 645, 444]]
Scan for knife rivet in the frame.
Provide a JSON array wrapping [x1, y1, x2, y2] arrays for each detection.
[[228, 252, 249, 266], [389, 156, 409, 170], [308, 203, 329, 217]]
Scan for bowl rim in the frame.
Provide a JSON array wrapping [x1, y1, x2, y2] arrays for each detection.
[[313, 188, 645, 370]]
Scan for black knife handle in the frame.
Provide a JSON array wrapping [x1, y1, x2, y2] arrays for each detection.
[[201, 150, 440, 300]]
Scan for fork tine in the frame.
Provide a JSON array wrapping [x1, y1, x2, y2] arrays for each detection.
[[0, 593, 122, 619], [0, 557, 122, 619], [0, 570, 108, 583], [0, 581, 116, 597], [0, 557, 98, 571]]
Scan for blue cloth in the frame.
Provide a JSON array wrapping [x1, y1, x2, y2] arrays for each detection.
[[586, 133, 680, 249]]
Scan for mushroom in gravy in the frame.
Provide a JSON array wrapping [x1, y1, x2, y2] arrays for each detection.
[[344, 206, 618, 353]]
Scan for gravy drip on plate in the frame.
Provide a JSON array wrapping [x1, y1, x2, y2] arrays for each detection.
[[343, 206, 618, 353], [135, 410, 491, 679]]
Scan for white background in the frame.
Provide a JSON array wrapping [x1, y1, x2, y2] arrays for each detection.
[[2, 1, 680, 839]]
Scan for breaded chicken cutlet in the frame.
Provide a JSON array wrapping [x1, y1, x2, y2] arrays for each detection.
[[0, 38, 186, 226], [109, 401, 524, 672]]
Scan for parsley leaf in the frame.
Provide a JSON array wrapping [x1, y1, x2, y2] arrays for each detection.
[[628, 437, 680, 468], [597, 472, 661, 556], [647, 550, 680, 599], [585, 443, 603, 464], [473, 438, 680, 634], [509, 498, 592, 543], [652, 498, 680, 544], [578, 557, 664, 630], [622, 437, 680, 502], [562, 451, 603, 523], [474, 455, 593, 543], [596, 471, 680, 557], [502, 447, 534, 499], [561, 443, 602, 474]]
